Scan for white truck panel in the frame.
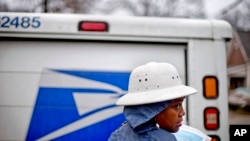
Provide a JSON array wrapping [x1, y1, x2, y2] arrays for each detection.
[[0, 41, 185, 72], [188, 39, 229, 141], [0, 40, 186, 140], [0, 12, 232, 40]]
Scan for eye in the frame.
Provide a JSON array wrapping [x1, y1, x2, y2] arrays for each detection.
[[174, 103, 181, 110]]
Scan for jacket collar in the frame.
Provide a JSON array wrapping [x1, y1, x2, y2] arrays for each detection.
[[123, 100, 171, 133]]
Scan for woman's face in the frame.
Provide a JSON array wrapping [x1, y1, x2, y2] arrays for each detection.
[[155, 97, 185, 133]]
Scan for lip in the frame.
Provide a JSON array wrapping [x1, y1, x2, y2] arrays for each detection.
[[176, 121, 183, 127]]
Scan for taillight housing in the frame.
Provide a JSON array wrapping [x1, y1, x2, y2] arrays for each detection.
[[78, 21, 108, 32], [204, 107, 219, 130], [203, 76, 218, 99]]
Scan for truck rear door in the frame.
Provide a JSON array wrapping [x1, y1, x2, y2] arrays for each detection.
[[0, 39, 187, 141]]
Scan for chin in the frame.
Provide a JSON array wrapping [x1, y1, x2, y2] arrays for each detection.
[[171, 127, 180, 133]]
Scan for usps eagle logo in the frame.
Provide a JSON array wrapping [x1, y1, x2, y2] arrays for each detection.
[[26, 69, 129, 141]]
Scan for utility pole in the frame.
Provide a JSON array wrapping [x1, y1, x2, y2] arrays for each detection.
[[44, 0, 48, 13]]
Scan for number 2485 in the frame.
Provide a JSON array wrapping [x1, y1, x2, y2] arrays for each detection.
[[0, 16, 41, 29]]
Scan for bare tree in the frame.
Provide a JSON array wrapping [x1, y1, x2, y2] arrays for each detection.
[[220, 0, 250, 31], [0, 3, 9, 12], [46, 0, 96, 13], [93, 0, 205, 18], [0, 0, 96, 13], [180, 0, 206, 18], [0, 0, 43, 12], [0, 0, 206, 19]]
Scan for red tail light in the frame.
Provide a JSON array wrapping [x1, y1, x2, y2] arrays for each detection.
[[79, 21, 108, 32], [204, 107, 219, 130]]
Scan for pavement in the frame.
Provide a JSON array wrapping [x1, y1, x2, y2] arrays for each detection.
[[229, 107, 250, 125]]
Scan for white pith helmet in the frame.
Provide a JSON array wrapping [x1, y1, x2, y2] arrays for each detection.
[[116, 62, 197, 105]]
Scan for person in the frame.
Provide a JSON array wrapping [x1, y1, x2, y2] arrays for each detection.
[[108, 62, 197, 141]]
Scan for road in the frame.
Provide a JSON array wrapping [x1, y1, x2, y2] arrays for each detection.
[[229, 108, 250, 125]]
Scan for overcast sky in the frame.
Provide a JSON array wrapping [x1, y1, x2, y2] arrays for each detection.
[[203, 0, 236, 18]]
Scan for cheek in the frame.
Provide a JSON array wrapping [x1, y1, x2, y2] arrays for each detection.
[[156, 109, 179, 131], [156, 110, 175, 126]]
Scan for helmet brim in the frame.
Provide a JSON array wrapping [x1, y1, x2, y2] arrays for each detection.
[[116, 85, 197, 105]]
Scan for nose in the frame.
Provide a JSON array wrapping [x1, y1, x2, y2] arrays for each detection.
[[179, 105, 185, 116]]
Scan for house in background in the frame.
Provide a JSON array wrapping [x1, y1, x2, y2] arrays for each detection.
[[227, 30, 250, 90]]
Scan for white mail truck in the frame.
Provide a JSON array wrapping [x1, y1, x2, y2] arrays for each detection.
[[0, 12, 232, 141]]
